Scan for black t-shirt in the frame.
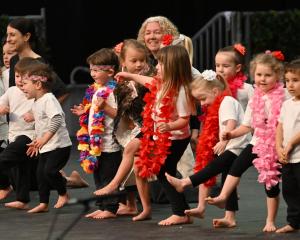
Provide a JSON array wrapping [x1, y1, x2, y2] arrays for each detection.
[[9, 55, 68, 99]]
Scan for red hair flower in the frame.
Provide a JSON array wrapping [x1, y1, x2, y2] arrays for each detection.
[[234, 43, 246, 55], [272, 51, 285, 61], [162, 34, 173, 46]]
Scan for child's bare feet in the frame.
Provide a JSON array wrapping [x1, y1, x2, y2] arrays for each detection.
[[0, 186, 12, 200], [165, 173, 186, 193], [158, 215, 193, 226], [263, 220, 277, 232], [54, 193, 69, 208], [94, 183, 118, 196], [28, 203, 49, 213], [66, 171, 89, 188], [184, 207, 205, 218], [85, 210, 103, 218], [213, 217, 236, 228], [205, 196, 226, 209], [117, 203, 138, 216], [92, 210, 116, 219], [5, 201, 29, 210], [132, 209, 152, 221], [276, 225, 297, 233]]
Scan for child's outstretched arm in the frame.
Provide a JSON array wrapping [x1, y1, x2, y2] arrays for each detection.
[[115, 72, 152, 86], [70, 104, 85, 116], [221, 124, 252, 141]]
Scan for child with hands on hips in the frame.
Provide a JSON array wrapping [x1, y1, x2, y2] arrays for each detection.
[[23, 61, 72, 213], [116, 45, 194, 226], [206, 50, 289, 232]]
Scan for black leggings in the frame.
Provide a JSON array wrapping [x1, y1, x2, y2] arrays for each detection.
[[229, 144, 280, 198], [157, 137, 190, 216], [190, 150, 238, 211]]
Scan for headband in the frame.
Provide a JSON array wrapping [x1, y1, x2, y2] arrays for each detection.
[[23, 74, 48, 82]]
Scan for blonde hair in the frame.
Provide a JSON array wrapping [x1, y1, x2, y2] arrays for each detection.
[[137, 16, 179, 45], [250, 53, 284, 81], [170, 34, 194, 64]]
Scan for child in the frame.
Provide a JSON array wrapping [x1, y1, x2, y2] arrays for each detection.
[[115, 45, 193, 226], [23, 60, 72, 213], [206, 51, 289, 232], [71, 48, 122, 219], [166, 69, 251, 228], [275, 59, 300, 233], [94, 39, 154, 221]]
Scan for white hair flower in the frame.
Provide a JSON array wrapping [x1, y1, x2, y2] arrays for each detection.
[[201, 70, 217, 81]]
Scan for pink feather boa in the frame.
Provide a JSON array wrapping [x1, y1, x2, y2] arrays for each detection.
[[251, 82, 285, 189]]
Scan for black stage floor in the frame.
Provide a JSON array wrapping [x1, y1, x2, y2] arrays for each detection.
[[1, 140, 299, 240]]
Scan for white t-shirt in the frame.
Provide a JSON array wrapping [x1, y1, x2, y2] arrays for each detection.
[[219, 96, 251, 155], [243, 88, 291, 145], [0, 86, 35, 142], [237, 82, 254, 111], [33, 92, 71, 153], [0, 72, 8, 142], [279, 97, 300, 163], [153, 86, 191, 140], [88, 86, 120, 152]]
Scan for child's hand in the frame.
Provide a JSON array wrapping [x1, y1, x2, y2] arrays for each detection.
[[278, 147, 288, 164], [0, 105, 9, 115], [26, 143, 39, 157], [213, 141, 227, 155], [283, 142, 294, 161], [157, 122, 171, 133], [115, 72, 131, 82], [71, 104, 85, 116], [221, 131, 231, 141], [23, 112, 34, 122], [95, 97, 106, 109]]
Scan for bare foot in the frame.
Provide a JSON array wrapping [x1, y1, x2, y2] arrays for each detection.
[[205, 196, 226, 209], [184, 207, 204, 218], [117, 203, 138, 216], [158, 215, 193, 226], [0, 186, 12, 200], [54, 193, 69, 208], [132, 210, 152, 221], [276, 225, 297, 233], [94, 183, 118, 196], [93, 210, 116, 219], [5, 201, 29, 210], [263, 220, 277, 232], [67, 171, 89, 188], [28, 203, 49, 213], [165, 173, 186, 193], [85, 210, 103, 218], [213, 217, 237, 228]]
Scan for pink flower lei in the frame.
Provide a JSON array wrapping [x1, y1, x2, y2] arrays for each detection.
[[251, 82, 285, 189]]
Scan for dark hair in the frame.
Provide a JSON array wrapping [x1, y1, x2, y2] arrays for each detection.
[[15, 57, 38, 74], [285, 58, 300, 76], [87, 48, 119, 74], [217, 44, 246, 71]]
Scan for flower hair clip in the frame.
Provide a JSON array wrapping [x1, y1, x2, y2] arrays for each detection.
[[161, 34, 173, 46], [114, 42, 124, 54], [234, 43, 246, 55], [201, 70, 217, 81], [265, 50, 285, 61]]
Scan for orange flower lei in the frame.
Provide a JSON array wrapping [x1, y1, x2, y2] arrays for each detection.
[[194, 90, 231, 187], [135, 78, 174, 178]]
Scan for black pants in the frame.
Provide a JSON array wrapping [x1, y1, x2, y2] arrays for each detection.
[[229, 144, 280, 198], [157, 137, 190, 216], [0, 135, 34, 203], [281, 162, 300, 229], [190, 150, 238, 211], [37, 146, 70, 204], [93, 151, 122, 214]]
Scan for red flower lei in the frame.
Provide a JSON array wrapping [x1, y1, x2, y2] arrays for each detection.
[[194, 90, 231, 187], [135, 78, 174, 178], [227, 72, 247, 99]]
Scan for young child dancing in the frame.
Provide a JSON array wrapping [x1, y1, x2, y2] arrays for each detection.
[[23, 60, 72, 213], [72, 48, 123, 219], [166, 70, 251, 228], [275, 59, 300, 233], [94, 39, 154, 221], [206, 51, 289, 232], [115, 45, 193, 226]]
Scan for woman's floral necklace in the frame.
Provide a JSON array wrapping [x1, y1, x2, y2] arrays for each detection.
[[251, 82, 284, 189], [194, 90, 231, 187], [227, 72, 247, 99], [135, 78, 174, 178], [77, 80, 117, 173]]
